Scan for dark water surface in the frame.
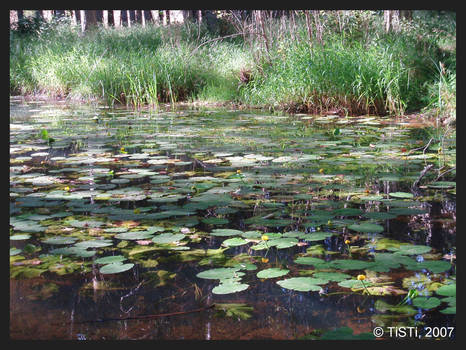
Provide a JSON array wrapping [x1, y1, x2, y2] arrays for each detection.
[[9, 98, 456, 340]]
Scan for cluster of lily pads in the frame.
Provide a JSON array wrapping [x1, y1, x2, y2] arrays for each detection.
[[10, 104, 456, 325]]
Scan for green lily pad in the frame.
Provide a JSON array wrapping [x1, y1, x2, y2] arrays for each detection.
[[389, 244, 432, 255], [348, 223, 384, 233], [196, 267, 243, 280], [152, 233, 185, 244], [222, 237, 249, 247], [74, 239, 113, 248], [94, 255, 127, 264], [10, 234, 31, 240], [115, 231, 154, 240], [435, 283, 456, 297], [276, 277, 326, 292], [412, 296, 441, 309], [42, 236, 78, 245], [256, 268, 290, 279], [210, 229, 243, 237], [99, 262, 134, 274], [312, 271, 351, 282], [389, 192, 414, 199], [212, 280, 249, 295]]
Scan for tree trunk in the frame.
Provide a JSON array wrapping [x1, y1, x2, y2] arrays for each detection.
[[102, 10, 109, 28], [384, 10, 400, 32], [35, 10, 43, 19], [81, 10, 98, 31], [304, 10, 313, 42], [169, 10, 184, 24], [114, 10, 121, 28], [10, 10, 18, 26], [150, 11, 159, 25], [43, 10, 53, 22], [17, 10, 24, 21], [126, 10, 132, 27], [141, 10, 146, 27], [54, 10, 65, 18]]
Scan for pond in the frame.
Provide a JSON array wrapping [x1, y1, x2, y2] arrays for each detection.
[[9, 97, 456, 340]]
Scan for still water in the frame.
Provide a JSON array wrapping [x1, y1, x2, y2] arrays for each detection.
[[9, 97, 456, 340]]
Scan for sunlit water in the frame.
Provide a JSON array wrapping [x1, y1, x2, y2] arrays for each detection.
[[9, 97, 456, 340]]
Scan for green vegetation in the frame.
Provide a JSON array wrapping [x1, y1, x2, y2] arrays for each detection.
[[10, 11, 455, 119]]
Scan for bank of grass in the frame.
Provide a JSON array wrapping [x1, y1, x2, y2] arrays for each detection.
[[10, 22, 250, 107], [10, 15, 455, 118]]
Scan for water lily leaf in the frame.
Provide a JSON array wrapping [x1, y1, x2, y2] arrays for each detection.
[[210, 229, 243, 237], [329, 259, 374, 270], [10, 234, 31, 240], [49, 246, 96, 258], [152, 233, 185, 244], [435, 283, 456, 297], [212, 280, 249, 295], [222, 237, 249, 247], [276, 277, 326, 292], [74, 239, 113, 248], [42, 236, 78, 245], [196, 267, 243, 280], [10, 247, 22, 255], [412, 296, 441, 309], [440, 306, 456, 314], [389, 244, 432, 255], [302, 232, 334, 241], [374, 300, 416, 315], [363, 212, 397, 220], [294, 256, 330, 269], [257, 268, 289, 279], [348, 223, 384, 233], [94, 255, 127, 264], [312, 271, 351, 282], [99, 262, 134, 274], [115, 231, 154, 240], [389, 192, 414, 199]]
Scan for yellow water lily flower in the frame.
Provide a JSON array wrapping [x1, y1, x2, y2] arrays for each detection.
[[319, 168, 324, 174], [357, 274, 366, 281], [261, 235, 269, 241], [345, 239, 350, 245], [261, 257, 269, 263], [64, 186, 70, 191], [236, 169, 241, 174]]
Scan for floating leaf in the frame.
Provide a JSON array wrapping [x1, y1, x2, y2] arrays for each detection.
[[222, 237, 249, 247], [99, 262, 134, 274], [276, 277, 326, 292], [257, 268, 289, 279], [210, 229, 243, 237], [42, 236, 78, 245], [152, 233, 185, 244], [435, 283, 456, 297], [94, 255, 127, 264], [196, 267, 243, 280], [348, 222, 384, 233], [412, 296, 441, 309], [389, 192, 414, 199]]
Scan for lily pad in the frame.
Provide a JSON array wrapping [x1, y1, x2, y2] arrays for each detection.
[[389, 192, 414, 199], [256, 268, 290, 279], [412, 296, 441, 309], [99, 262, 134, 274], [222, 237, 249, 247], [348, 222, 384, 233], [276, 277, 326, 292]]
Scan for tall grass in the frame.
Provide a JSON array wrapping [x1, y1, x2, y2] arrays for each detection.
[[10, 21, 251, 107], [10, 12, 455, 117]]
